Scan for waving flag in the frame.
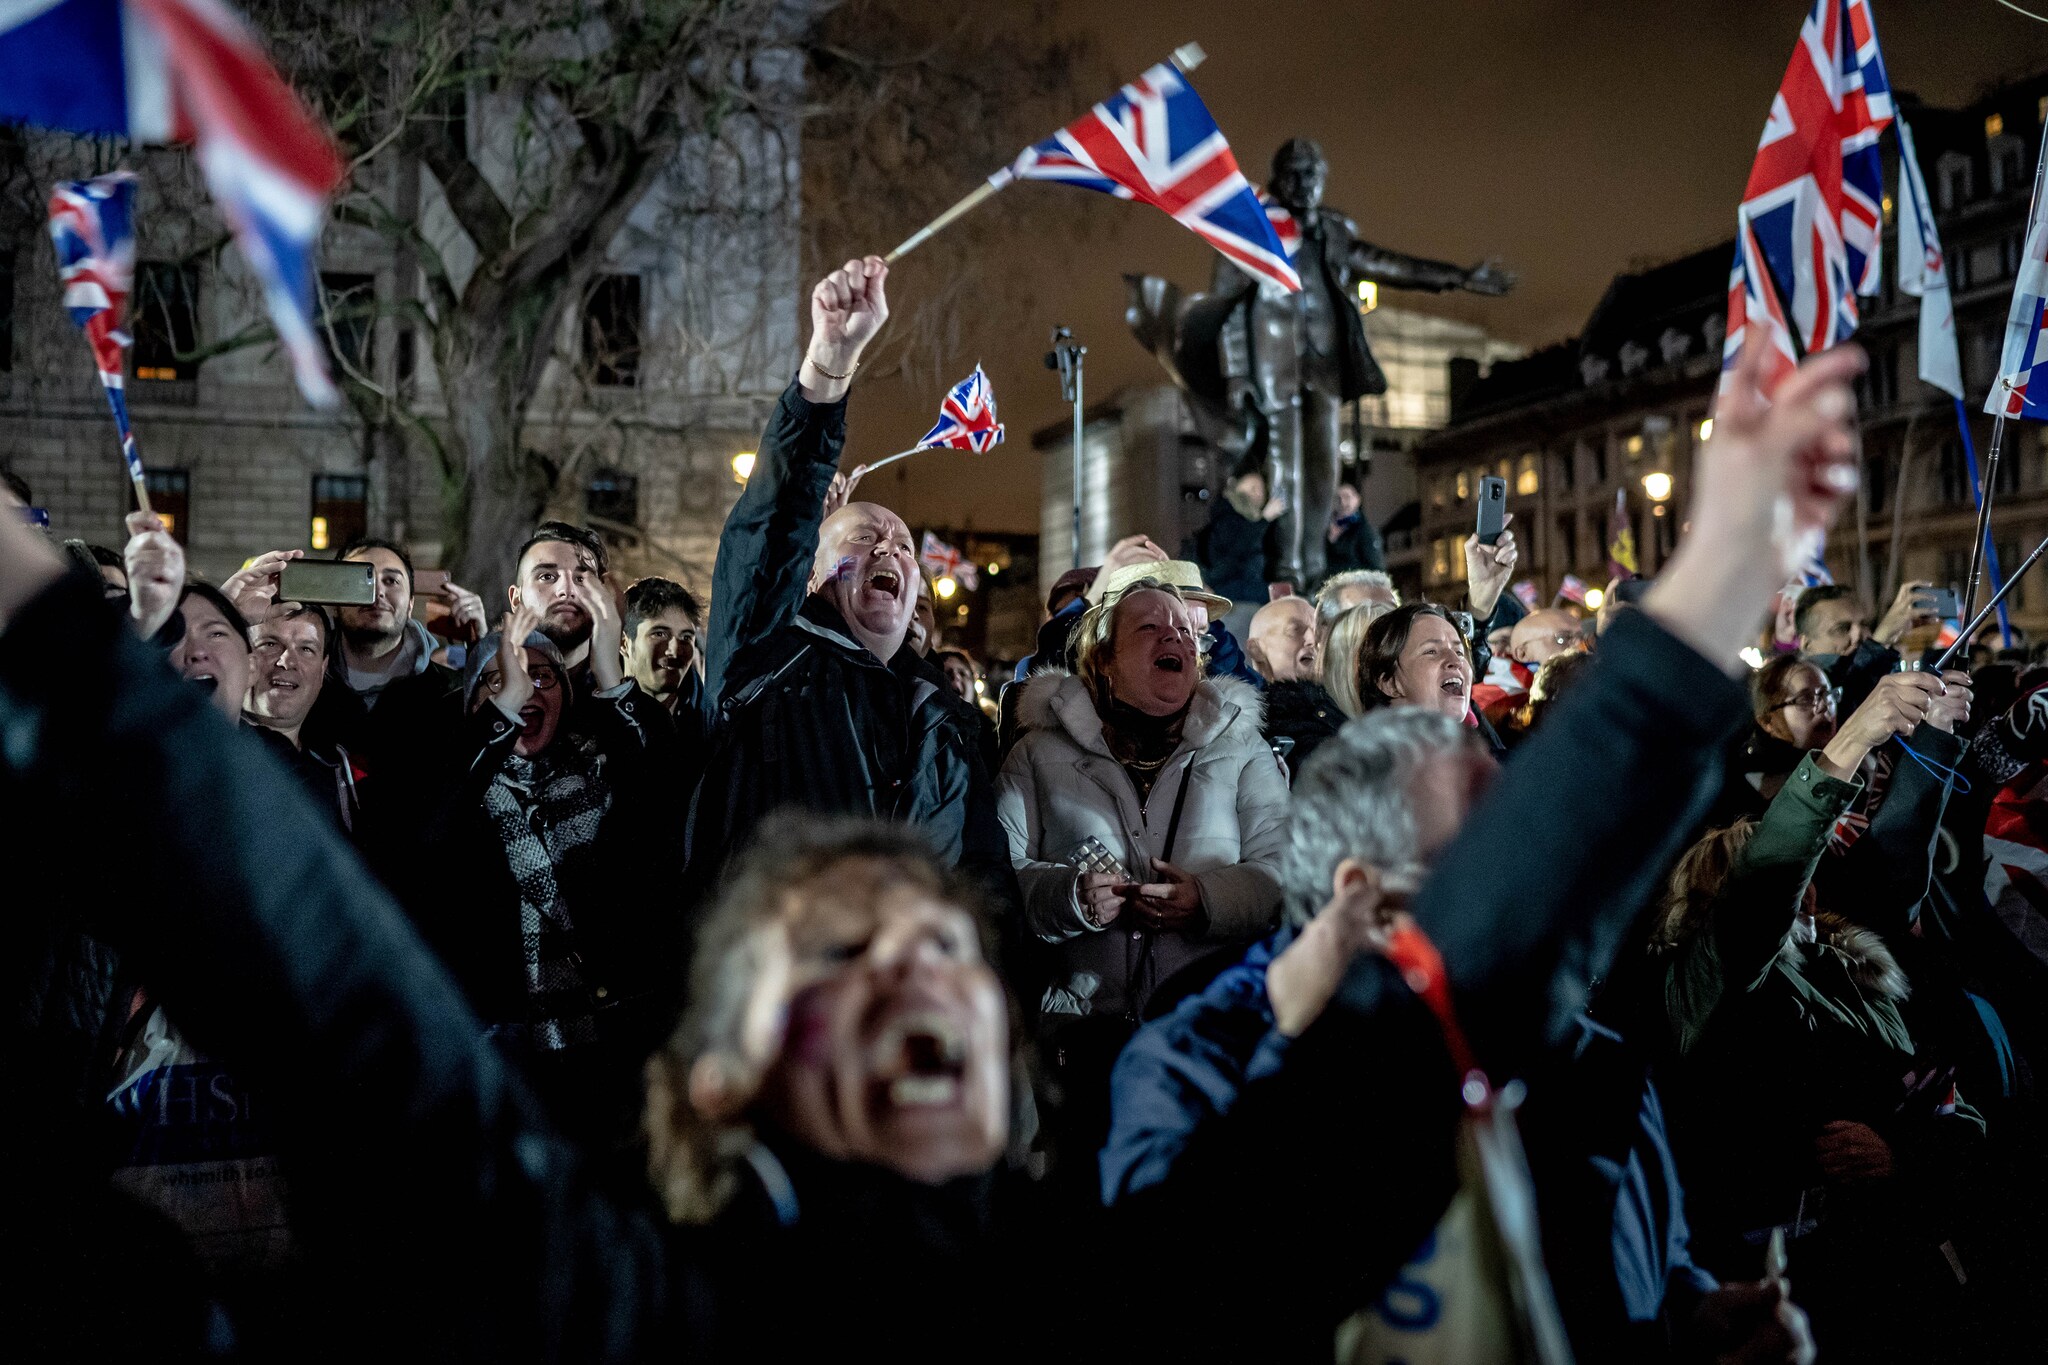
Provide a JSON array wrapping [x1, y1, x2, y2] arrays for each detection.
[[920, 532, 978, 591], [1987, 161, 2048, 417], [918, 366, 1006, 452], [1260, 191, 1304, 264], [0, 0, 345, 407], [48, 174, 145, 490], [1721, 0, 1894, 400], [1556, 574, 1589, 607], [994, 60, 1299, 293], [1896, 117, 1963, 399]]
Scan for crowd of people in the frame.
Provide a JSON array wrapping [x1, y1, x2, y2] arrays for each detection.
[[8, 255, 2048, 1362]]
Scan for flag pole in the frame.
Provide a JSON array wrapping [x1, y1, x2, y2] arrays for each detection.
[[881, 43, 1207, 265], [1960, 112, 2048, 621], [1955, 396, 2013, 645], [1936, 524, 2048, 670], [849, 446, 925, 479]]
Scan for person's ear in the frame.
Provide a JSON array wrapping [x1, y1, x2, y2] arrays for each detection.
[[1329, 857, 1376, 900], [507, 583, 522, 611], [688, 1051, 759, 1123]]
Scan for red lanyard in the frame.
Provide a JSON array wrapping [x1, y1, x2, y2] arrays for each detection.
[[1383, 920, 1483, 1091]]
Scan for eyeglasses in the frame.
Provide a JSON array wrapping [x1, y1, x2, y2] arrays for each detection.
[[1768, 686, 1839, 715], [480, 668, 560, 694]]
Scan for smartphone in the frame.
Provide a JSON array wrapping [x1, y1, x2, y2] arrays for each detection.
[[1475, 475, 1508, 545], [279, 559, 376, 606], [1922, 587, 1960, 619]]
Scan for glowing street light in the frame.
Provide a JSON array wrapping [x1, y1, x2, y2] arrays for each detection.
[[1356, 280, 1379, 313], [1696, 417, 1714, 444], [935, 575, 959, 600], [1583, 586, 1607, 611], [1642, 470, 1674, 503], [731, 451, 756, 483]]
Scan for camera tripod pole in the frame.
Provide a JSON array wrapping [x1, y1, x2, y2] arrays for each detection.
[[1046, 327, 1087, 569]]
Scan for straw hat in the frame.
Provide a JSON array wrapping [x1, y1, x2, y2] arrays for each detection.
[[1090, 558, 1233, 617]]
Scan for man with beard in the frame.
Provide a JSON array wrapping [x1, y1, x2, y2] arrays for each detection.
[[508, 521, 622, 705], [691, 257, 1015, 923]]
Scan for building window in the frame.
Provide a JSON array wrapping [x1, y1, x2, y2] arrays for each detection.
[[144, 468, 190, 545], [1454, 469, 1471, 503], [1430, 537, 1449, 582], [1999, 540, 2025, 611], [310, 473, 368, 552], [319, 272, 377, 379], [1966, 240, 2008, 289], [1429, 475, 1447, 511], [1516, 453, 1540, 497], [583, 273, 642, 388], [133, 261, 201, 383], [1937, 152, 1974, 211], [0, 248, 13, 373], [1592, 442, 1609, 486], [1987, 111, 2007, 140], [1990, 134, 2025, 195], [1555, 515, 1578, 573], [585, 466, 640, 527]]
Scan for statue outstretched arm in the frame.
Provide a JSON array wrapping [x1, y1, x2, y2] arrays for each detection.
[[1348, 239, 1514, 296]]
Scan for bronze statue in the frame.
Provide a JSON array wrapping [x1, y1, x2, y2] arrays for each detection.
[[1128, 138, 1513, 587]]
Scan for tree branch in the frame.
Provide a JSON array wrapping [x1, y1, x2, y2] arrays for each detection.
[[406, 120, 514, 262]]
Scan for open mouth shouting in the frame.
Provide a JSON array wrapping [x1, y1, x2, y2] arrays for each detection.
[[186, 670, 221, 695], [868, 1008, 970, 1110], [1153, 650, 1187, 675], [863, 565, 904, 601]]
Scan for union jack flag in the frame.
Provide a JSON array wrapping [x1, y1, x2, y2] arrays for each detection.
[[917, 365, 1006, 453], [1720, 0, 1894, 400], [1260, 191, 1303, 264], [1986, 152, 2048, 417], [48, 174, 144, 488], [1556, 574, 1589, 607], [920, 532, 978, 591], [993, 61, 1300, 293]]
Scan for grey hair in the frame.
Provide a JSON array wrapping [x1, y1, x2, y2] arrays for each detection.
[[1314, 568, 1399, 637], [1280, 707, 1477, 926]]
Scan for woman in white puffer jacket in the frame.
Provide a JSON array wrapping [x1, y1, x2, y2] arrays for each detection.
[[997, 580, 1288, 1056]]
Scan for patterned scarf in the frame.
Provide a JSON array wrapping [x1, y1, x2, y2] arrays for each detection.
[[482, 736, 611, 1051]]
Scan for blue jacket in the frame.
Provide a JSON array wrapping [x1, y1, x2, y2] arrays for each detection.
[[1105, 932, 1721, 1362]]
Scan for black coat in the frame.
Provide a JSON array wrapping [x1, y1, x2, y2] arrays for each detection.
[[1, 573, 1751, 1364], [1321, 514, 1384, 576], [1261, 678, 1343, 778], [1185, 495, 1269, 606], [692, 383, 1016, 912]]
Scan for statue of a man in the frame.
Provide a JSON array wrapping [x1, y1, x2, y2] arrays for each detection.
[[1179, 138, 1513, 588]]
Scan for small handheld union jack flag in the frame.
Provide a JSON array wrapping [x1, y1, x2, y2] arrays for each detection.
[[48, 173, 147, 498], [920, 532, 978, 591], [1721, 0, 1894, 400], [918, 365, 1006, 453], [994, 59, 1299, 294]]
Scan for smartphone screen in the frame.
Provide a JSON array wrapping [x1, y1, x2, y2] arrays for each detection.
[[279, 559, 377, 605], [1476, 476, 1508, 545]]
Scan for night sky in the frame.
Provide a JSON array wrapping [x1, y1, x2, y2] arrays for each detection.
[[838, 0, 2048, 536]]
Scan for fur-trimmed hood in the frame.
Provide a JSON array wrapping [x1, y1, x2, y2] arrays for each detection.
[[1781, 911, 1909, 1002], [1011, 668, 1266, 760]]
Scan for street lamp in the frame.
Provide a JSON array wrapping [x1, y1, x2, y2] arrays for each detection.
[[935, 575, 958, 600], [1584, 586, 1607, 611], [1642, 470, 1674, 503], [1696, 417, 1714, 444], [731, 451, 756, 483]]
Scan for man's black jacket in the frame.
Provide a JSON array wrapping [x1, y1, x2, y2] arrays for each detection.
[[690, 382, 1015, 912]]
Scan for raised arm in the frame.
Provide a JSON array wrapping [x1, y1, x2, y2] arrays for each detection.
[[0, 533, 670, 1359], [703, 258, 889, 707]]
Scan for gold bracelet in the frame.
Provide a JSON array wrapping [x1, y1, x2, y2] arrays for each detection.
[[807, 351, 858, 381]]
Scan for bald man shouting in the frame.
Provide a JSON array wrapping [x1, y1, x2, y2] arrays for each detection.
[[691, 258, 1015, 915]]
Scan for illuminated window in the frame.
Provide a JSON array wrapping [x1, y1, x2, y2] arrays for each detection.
[[144, 469, 190, 546], [1516, 453, 1540, 496], [1988, 112, 2006, 140], [311, 474, 367, 552], [1495, 457, 1513, 487], [1455, 470, 1471, 502], [1625, 433, 1645, 458], [1429, 475, 1447, 510], [133, 262, 200, 384], [1431, 538, 1449, 580], [1356, 280, 1379, 313]]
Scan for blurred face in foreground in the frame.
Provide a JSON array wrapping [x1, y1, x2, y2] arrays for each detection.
[[722, 858, 1009, 1184]]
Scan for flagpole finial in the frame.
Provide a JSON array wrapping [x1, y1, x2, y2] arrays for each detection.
[[1171, 43, 1206, 72]]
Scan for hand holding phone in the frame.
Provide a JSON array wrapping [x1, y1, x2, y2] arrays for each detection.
[[277, 559, 377, 606], [1475, 475, 1508, 546]]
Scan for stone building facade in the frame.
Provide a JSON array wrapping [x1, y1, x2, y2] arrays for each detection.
[[0, 70, 802, 599]]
